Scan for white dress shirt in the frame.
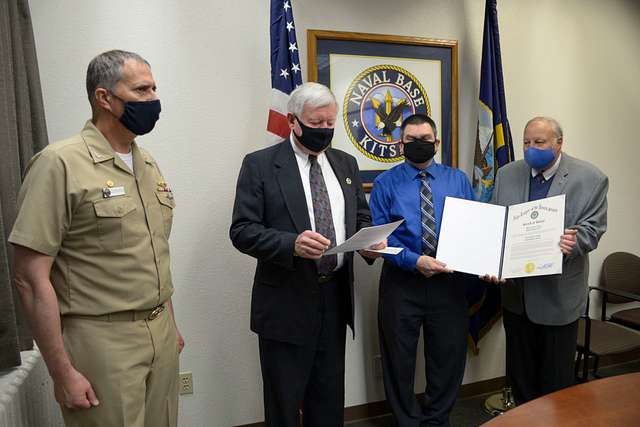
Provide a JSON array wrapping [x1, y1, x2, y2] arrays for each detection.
[[290, 137, 346, 270], [531, 152, 562, 181]]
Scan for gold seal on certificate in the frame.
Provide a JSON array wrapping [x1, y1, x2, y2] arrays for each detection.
[[501, 194, 565, 278]]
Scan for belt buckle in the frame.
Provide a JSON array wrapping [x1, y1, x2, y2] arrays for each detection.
[[318, 274, 332, 284], [147, 305, 164, 320]]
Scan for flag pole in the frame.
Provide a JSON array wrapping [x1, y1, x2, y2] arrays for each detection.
[[484, 384, 516, 415], [473, 0, 517, 414]]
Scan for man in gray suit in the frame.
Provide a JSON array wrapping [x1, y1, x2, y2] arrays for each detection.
[[482, 116, 608, 404]]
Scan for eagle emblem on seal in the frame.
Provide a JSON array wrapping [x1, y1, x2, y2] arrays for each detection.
[[343, 65, 431, 163]]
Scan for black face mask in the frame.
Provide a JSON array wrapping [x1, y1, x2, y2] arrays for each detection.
[[294, 116, 334, 153], [111, 93, 161, 135], [403, 139, 436, 164]]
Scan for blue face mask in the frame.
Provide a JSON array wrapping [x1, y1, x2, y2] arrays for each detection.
[[111, 93, 161, 135], [524, 146, 556, 170]]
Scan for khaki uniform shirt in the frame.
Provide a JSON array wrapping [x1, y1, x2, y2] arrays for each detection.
[[9, 121, 175, 315]]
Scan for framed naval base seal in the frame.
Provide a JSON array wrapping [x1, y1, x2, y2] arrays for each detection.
[[308, 30, 458, 191]]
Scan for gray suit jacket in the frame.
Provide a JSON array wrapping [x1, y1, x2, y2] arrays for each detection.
[[492, 153, 608, 325]]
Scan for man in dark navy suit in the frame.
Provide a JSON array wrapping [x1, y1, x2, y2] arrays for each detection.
[[230, 82, 384, 427]]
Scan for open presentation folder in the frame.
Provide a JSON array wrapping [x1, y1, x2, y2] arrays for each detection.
[[436, 195, 566, 279]]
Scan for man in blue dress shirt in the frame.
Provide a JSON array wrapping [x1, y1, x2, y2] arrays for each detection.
[[369, 114, 474, 427]]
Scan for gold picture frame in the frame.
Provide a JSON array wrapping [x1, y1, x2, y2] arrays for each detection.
[[308, 30, 458, 190]]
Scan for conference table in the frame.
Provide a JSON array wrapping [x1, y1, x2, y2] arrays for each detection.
[[481, 372, 640, 427]]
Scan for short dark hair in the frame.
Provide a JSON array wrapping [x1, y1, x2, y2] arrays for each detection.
[[400, 114, 438, 139]]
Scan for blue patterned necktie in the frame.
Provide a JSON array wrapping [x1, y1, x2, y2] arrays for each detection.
[[420, 170, 437, 256], [309, 155, 337, 275]]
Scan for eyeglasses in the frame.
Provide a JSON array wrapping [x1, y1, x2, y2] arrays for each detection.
[[523, 137, 560, 145], [403, 138, 436, 144]]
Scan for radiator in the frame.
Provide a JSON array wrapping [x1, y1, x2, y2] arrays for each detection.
[[0, 347, 64, 427]]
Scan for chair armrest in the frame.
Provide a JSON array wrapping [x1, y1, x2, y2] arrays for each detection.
[[589, 285, 640, 303]]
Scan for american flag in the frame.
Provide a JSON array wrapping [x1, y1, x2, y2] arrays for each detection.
[[267, 0, 303, 141]]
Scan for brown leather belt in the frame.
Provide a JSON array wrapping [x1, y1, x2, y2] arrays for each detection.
[[64, 305, 165, 322]]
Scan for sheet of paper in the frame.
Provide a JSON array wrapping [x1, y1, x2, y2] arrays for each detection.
[[367, 247, 404, 255], [501, 194, 565, 279], [436, 197, 506, 277], [324, 219, 404, 255]]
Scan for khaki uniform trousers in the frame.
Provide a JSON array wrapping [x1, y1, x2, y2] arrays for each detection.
[[60, 306, 179, 427]]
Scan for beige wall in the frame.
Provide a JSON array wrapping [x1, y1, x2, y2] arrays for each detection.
[[29, 0, 640, 425]]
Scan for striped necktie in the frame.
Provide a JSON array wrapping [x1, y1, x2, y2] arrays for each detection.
[[420, 170, 437, 256]]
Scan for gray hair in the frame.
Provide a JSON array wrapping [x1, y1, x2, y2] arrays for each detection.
[[287, 82, 337, 117], [526, 116, 563, 139], [86, 50, 149, 106]]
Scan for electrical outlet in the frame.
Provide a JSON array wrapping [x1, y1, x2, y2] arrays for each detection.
[[373, 355, 383, 378], [179, 372, 193, 395]]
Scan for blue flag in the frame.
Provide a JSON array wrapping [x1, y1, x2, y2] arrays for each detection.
[[473, 0, 514, 202], [468, 0, 514, 353]]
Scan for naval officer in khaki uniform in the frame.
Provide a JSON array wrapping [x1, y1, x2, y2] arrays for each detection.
[[10, 50, 183, 427]]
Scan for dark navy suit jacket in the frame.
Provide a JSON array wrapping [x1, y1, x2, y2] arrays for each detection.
[[230, 140, 372, 344]]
